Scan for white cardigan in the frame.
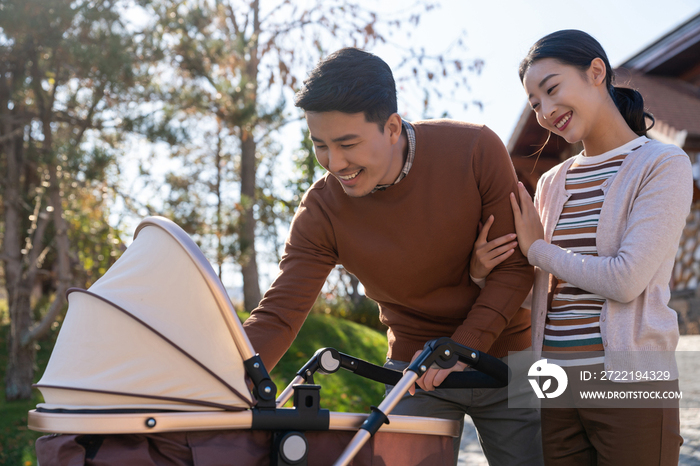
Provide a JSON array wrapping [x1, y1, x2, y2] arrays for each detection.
[[528, 139, 693, 377]]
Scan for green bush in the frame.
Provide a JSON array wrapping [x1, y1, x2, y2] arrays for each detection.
[[310, 294, 385, 331]]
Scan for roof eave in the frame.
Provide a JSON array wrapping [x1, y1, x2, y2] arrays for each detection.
[[620, 12, 700, 73]]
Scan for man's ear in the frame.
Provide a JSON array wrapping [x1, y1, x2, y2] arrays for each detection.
[[588, 57, 607, 87], [385, 113, 403, 144]]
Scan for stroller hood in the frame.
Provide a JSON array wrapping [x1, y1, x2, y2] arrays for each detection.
[[35, 217, 255, 412]]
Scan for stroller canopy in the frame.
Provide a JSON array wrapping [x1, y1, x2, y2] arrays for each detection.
[[35, 217, 256, 412]]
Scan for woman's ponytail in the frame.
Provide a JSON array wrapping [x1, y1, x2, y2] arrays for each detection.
[[609, 86, 655, 136]]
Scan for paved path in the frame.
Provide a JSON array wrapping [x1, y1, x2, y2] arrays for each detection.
[[458, 335, 700, 465]]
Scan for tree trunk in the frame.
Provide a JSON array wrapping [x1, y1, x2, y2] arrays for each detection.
[[238, 0, 262, 312], [240, 132, 261, 311], [2, 117, 36, 400], [216, 128, 224, 282], [6, 288, 36, 400], [21, 163, 73, 346]]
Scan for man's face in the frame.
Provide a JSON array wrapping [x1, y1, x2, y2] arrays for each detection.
[[306, 111, 398, 198]]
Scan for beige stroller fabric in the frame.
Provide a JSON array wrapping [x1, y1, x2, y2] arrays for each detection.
[[35, 217, 255, 411]]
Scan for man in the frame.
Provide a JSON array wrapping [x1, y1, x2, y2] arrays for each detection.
[[243, 47, 541, 465]]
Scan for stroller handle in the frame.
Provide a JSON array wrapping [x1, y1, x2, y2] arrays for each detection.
[[309, 339, 509, 386], [278, 339, 509, 407], [408, 337, 510, 387]]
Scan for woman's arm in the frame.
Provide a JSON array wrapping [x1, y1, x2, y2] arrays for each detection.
[[513, 154, 692, 303], [469, 215, 518, 287]]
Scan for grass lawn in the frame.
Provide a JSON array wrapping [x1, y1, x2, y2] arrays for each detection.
[[0, 311, 388, 465]]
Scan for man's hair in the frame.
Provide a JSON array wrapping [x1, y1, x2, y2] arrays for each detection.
[[294, 48, 398, 131]]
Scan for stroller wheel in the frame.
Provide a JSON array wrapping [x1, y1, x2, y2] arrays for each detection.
[[278, 431, 308, 464]]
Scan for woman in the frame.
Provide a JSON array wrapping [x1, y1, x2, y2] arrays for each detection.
[[471, 30, 692, 465]]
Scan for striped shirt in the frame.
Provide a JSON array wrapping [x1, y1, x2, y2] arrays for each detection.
[[543, 137, 649, 366]]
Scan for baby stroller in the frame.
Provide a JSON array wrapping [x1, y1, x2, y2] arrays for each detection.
[[28, 216, 509, 466]]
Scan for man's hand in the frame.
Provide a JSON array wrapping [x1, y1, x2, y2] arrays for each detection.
[[509, 182, 544, 258], [470, 215, 518, 280], [406, 350, 469, 395]]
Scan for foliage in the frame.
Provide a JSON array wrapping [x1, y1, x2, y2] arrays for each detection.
[[134, 0, 483, 311], [66, 192, 127, 288], [0, 0, 148, 399], [160, 123, 241, 280], [0, 0, 484, 401], [287, 128, 322, 210], [0, 297, 8, 325]]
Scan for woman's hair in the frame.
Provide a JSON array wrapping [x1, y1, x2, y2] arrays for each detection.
[[519, 30, 654, 136]]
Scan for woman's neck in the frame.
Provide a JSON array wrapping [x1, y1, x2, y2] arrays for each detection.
[[581, 102, 641, 157]]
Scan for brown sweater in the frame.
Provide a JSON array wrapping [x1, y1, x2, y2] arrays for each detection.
[[244, 120, 533, 370]]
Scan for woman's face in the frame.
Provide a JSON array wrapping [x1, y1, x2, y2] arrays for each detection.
[[522, 58, 606, 145]]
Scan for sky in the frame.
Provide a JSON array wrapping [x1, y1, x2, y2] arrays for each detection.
[[370, 0, 700, 144]]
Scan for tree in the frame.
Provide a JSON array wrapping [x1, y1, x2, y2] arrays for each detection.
[[141, 0, 482, 311], [161, 121, 239, 281], [0, 0, 146, 399]]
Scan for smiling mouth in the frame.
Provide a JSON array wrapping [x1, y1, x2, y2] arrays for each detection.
[[337, 170, 361, 181], [554, 112, 572, 130]]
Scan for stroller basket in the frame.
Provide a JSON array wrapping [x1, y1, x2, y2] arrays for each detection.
[[28, 216, 508, 466]]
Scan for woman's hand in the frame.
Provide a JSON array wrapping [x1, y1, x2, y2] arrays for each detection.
[[470, 215, 518, 279], [509, 182, 544, 258], [406, 350, 468, 395]]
